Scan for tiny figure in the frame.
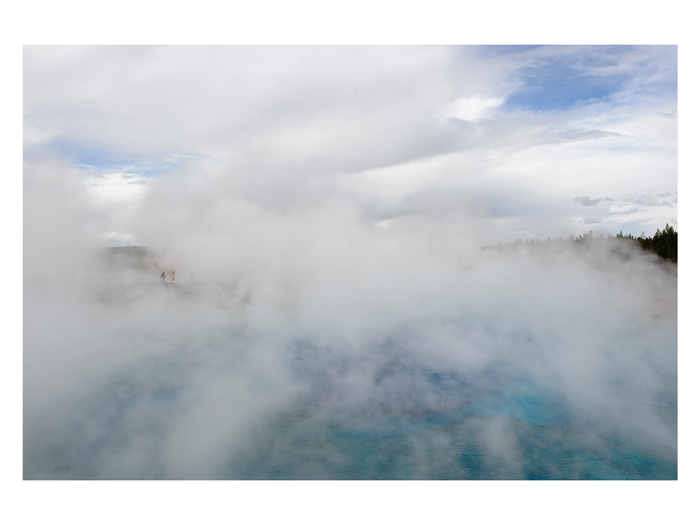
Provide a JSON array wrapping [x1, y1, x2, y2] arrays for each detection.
[[160, 271, 166, 283], [171, 271, 175, 283]]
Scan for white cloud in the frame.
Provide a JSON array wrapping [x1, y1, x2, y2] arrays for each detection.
[[94, 231, 138, 246], [608, 204, 637, 215], [84, 172, 148, 205], [436, 96, 504, 121]]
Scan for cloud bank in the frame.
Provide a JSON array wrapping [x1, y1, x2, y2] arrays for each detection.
[[24, 45, 677, 243]]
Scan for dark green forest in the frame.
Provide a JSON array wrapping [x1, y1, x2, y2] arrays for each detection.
[[616, 224, 678, 263], [495, 224, 678, 263]]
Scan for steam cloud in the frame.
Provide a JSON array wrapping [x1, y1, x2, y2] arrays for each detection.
[[24, 159, 677, 479], [23, 46, 677, 479]]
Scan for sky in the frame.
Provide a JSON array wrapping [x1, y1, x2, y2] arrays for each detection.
[[23, 45, 677, 249]]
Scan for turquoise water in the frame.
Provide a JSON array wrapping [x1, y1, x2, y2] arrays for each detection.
[[24, 336, 677, 480], [228, 406, 676, 480], [225, 343, 677, 480]]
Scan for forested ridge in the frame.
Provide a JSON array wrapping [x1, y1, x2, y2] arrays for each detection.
[[617, 224, 678, 263], [490, 224, 678, 263]]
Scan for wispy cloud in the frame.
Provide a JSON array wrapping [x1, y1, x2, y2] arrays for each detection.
[[630, 195, 673, 207], [574, 196, 614, 206], [608, 204, 638, 215]]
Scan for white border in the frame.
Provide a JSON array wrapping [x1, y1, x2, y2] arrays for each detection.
[[5, 2, 697, 523]]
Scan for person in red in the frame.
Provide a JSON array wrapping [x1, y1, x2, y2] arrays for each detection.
[[171, 271, 175, 283]]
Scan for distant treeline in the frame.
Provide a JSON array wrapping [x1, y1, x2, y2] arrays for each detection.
[[613, 224, 677, 263], [500, 224, 678, 263]]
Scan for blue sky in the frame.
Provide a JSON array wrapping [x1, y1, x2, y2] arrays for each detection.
[[499, 46, 676, 113], [502, 59, 628, 111], [40, 139, 198, 178]]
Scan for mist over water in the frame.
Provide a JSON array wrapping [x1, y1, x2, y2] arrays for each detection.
[[23, 46, 677, 480], [24, 172, 677, 479]]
